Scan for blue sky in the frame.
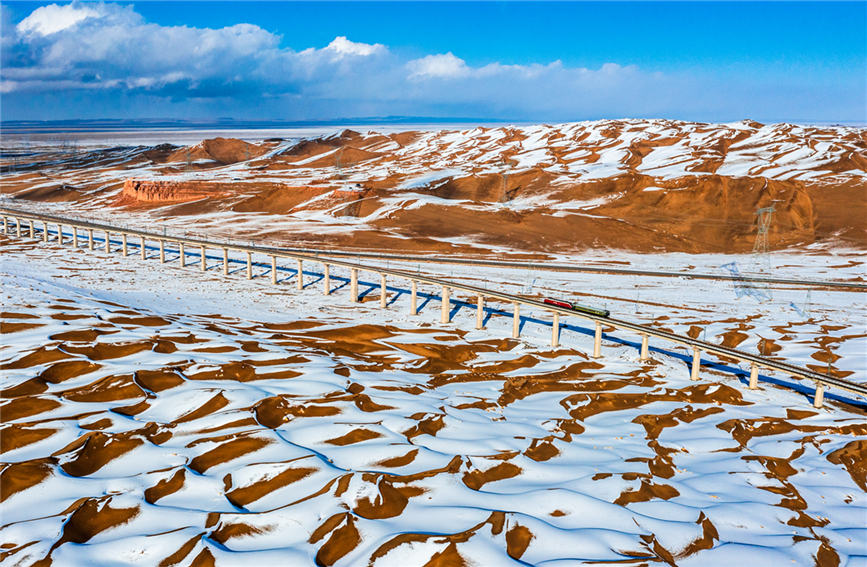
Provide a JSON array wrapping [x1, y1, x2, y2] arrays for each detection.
[[1, 1, 864, 123]]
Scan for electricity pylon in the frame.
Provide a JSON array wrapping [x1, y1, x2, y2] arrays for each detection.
[[753, 205, 775, 256], [335, 148, 345, 180], [749, 205, 775, 301]]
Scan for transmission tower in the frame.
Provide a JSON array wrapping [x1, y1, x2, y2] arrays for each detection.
[[335, 148, 344, 180], [748, 205, 775, 301], [752, 205, 775, 256], [790, 289, 812, 319]]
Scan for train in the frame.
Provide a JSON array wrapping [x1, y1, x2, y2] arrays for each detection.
[[543, 297, 610, 318]]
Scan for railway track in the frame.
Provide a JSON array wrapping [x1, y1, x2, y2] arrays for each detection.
[[272, 248, 867, 290], [3, 206, 865, 406], [1, 205, 862, 290]]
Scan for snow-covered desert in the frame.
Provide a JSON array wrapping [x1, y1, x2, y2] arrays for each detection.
[[1, 120, 865, 566]]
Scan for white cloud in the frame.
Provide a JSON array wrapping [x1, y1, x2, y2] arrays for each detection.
[[16, 3, 98, 36], [7, 2, 843, 122], [325, 36, 385, 58], [407, 53, 470, 80], [1, 3, 665, 117]]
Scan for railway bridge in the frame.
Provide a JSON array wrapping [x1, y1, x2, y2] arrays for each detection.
[[2, 207, 865, 409]]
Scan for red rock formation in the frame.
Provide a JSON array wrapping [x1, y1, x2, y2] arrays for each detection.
[[119, 180, 226, 204]]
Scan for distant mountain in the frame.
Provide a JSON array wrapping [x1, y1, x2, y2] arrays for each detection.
[[0, 116, 514, 134]]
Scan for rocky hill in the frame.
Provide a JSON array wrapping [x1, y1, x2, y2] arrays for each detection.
[[3, 120, 865, 254]]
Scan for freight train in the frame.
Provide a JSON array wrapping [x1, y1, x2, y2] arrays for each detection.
[[543, 297, 610, 318]]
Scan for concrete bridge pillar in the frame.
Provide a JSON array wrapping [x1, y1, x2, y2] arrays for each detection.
[[56, 224, 62, 244], [160, 240, 165, 263], [271, 256, 277, 284], [748, 363, 759, 389], [690, 348, 701, 381], [476, 295, 484, 329], [222, 248, 228, 275], [42, 222, 48, 242], [246, 252, 252, 279], [380, 274, 387, 308], [179, 242, 185, 267], [140, 236, 146, 259], [350, 268, 358, 302], [323, 264, 331, 295], [593, 321, 602, 358], [200, 246, 206, 271], [512, 303, 520, 338], [296, 259, 304, 290], [122, 233, 128, 256], [410, 281, 418, 314], [105, 231, 110, 253], [551, 312, 559, 347], [16, 217, 21, 237], [88, 229, 94, 250], [28, 220, 34, 238], [813, 382, 825, 408], [73, 228, 79, 248], [441, 286, 450, 324], [640, 334, 649, 361]]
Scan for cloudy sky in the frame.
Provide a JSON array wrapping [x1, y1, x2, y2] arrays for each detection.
[[1, 1, 864, 123]]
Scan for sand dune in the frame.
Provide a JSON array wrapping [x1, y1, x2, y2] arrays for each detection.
[[2, 120, 865, 564], [1, 235, 865, 565], [2, 119, 865, 254]]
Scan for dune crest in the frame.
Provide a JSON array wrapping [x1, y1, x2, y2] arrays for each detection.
[[4, 119, 865, 253]]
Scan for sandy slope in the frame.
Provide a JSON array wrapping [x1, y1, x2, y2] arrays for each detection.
[[1, 237, 865, 566], [2, 120, 865, 255]]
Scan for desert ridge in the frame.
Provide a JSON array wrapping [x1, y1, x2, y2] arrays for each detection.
[[3, 119, 865, 255]]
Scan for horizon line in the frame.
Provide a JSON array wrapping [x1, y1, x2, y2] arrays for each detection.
[[2, 116, 865, 134]]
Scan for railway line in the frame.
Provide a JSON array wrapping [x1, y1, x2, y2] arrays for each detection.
[[1, 205, 862, 290], [2, 206, 865, 408], [271, 246, 867, 290]]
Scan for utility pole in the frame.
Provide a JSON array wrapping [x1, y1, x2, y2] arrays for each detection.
[[750, 205, 775, 301], [753, 205, 775, 258], [500, 162, 510, 203], [335, 148, 345, 180]]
